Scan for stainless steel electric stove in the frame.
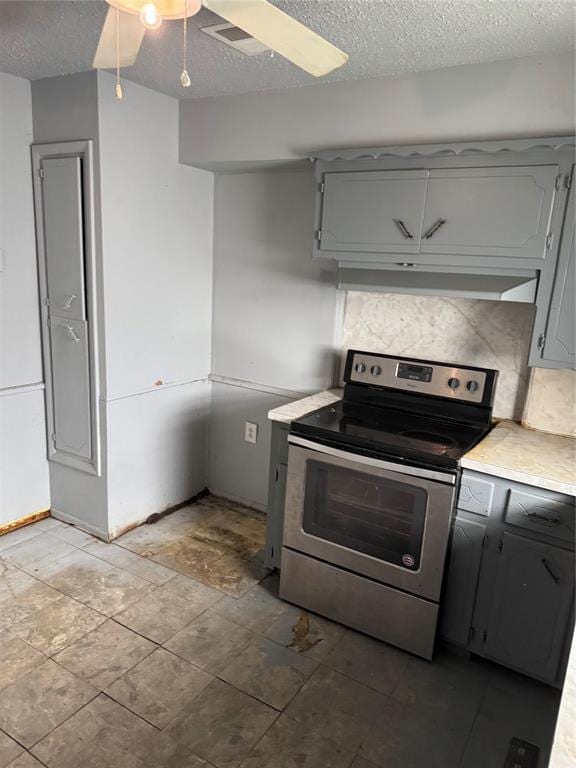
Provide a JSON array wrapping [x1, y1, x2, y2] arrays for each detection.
[[280, 349, 498, 659]]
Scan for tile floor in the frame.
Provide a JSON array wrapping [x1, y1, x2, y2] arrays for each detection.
[[0, 495, 562, 768]]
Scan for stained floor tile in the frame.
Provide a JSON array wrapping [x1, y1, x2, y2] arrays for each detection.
[[63, 566, 154, 617], [105, 647, 213, 728], [0, 533, 76, 570], [46, 525, 97, 548], [0, 635, 46, 691], [5, 753, 46, 768], [166, 678, 277, 768], [0, 730, 23, 768], [219, 637, 318, 710], [0, 570, 62, 634], [0, 527, 45, 553], [26, 549, 114, 592], [285, 666, 386, 751], [239, 714, 355, 768], [54, 620, 155, 690], [263, 605, 345, 661], [83, 541, 175, 585], [323, 630, 410, 694], [164, 612, 253, 674], [0, 659, 97, 748], [115, 582, 220, 644], [211, 577, 285, 633], [10, 594, 106, 655], [31, 694, 207, 768]]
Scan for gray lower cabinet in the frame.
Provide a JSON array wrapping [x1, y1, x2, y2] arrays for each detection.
[[478, 532, 574, 683], [264, 422, 289, 569], [440, 516, 486, 646]]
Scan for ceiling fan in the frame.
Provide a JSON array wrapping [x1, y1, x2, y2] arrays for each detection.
[[93, 0, 349, 92]]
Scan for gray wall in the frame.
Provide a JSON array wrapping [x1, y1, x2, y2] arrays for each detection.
[[180, 52, 575, 169], [207, 171, 338, 510], [31, 71, 214, 538], [0, 73, 50, 526]]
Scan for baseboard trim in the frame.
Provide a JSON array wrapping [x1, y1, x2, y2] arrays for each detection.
[[0, 508, 51, 536], [50, 507, 110, 541]]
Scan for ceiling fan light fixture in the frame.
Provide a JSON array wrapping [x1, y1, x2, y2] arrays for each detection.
[[139, 2, 162, 29]]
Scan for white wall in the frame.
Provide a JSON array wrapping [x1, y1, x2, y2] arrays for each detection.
[[97, 73, 214, 537], [0, 74, 50, 526], [180, 53, 576, 169], [208, 171, 338, 508]]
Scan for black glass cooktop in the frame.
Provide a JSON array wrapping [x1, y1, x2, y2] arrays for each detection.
[[291, 400, 490, 470]]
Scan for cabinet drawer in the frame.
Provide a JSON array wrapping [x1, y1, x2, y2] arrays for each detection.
[[458, 474, 496, 517], [504, 488, 575, 544]]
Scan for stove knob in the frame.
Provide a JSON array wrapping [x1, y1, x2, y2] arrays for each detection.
[[467, 380, 479, 392], [355, 362, 366, 373], [448, 377, 460, 390], [370, 365, 382, 376]]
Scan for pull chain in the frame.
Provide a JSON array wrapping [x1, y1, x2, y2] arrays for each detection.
[[115, 8, 123, 99], [180, 0, 191, 87]]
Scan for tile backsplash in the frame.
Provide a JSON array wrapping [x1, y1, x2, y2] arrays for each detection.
[[523, 367, 576, 437], [341, 292, 536, 421]]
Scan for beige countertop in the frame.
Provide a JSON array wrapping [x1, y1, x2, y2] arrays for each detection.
[[269, 391, 575, 496], [462, 420, 576, 496], [268, 389, 343, 424]]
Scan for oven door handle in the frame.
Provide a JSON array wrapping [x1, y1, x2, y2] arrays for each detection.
[[287, 435, 456, 485]]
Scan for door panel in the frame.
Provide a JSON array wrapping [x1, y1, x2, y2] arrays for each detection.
[[441, 516, 485, 646], [483, 532, 574, 682], [320, 170, 428, 253], [42, 156, 86, 320], [542, 170, 575, 366], [420, 165, 558, 260], [49, 318, 92, 460]]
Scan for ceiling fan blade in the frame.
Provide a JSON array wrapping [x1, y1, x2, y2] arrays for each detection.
[[203, 0, 348, 77], [92, 6, 145, 69]]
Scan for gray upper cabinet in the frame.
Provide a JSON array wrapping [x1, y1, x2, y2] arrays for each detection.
[[481, 532, 574, 683], [420, 166, 558, 262], [316, 162, 559, 267], [539, 169, 575, 368], [319, 170, 428, 254]]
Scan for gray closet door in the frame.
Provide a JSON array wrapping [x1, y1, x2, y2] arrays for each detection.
[[48, 318, 92, 460], [42, 156, 86, 320], [420, 165, 558, 261], [319, 170, 428, 254], [542, 169, 575, 367], [483, 531, 574, 683]]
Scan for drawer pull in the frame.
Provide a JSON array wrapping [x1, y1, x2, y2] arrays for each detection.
[[525, 510, 561, 526], [423, 218, 447, 239], [393, 219, 414, 239], [541, 557, 561, 585]]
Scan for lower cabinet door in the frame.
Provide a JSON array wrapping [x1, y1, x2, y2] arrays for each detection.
[[441, 516, 486, 646], [482, 531, 574, 683]]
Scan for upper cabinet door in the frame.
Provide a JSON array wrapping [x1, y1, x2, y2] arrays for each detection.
[[319, 170, 428, 254], [420, 165, 558, 262], [42, 156, 86, 320], [541, 171, 575, 368]]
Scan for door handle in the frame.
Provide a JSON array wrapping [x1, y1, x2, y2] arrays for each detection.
[[393, 219, 414, 239], [65, 325, 81, 343], [525, 510, 561, 526], [62, 294, 77, 310], [423, 218, 447, 239], [541, 557, 561, 585]]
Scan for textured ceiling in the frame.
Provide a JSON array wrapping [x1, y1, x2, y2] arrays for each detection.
[[0, 0, 574, 99]]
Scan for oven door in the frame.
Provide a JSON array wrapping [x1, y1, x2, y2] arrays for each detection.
[[283, 437, 456, 602]]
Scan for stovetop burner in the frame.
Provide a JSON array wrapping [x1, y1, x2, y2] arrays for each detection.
[[290, 351, 498, 471]]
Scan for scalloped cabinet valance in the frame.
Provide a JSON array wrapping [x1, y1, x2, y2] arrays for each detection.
[[310, 136, 575, 371]]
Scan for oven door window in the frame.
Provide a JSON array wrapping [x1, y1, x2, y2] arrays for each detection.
[[302, 460, 427, 570]]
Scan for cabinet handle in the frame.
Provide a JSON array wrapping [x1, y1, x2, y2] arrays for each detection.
[[541, 557, 561, 585], [526, 510, 561, 526], [393, 219, 414, 239], [62, 294, 77, 310], [65, 325, 81, 343], [423, 218, 447, 239]]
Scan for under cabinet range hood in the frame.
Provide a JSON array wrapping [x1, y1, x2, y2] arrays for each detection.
[[337, 264, 539, 303]]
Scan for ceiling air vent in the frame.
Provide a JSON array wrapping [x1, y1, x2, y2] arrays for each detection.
[[201, 22, 270, 55]]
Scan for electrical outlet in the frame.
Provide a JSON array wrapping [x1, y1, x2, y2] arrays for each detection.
[[245, 421, 258, 444]]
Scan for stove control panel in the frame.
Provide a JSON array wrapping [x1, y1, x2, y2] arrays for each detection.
[[347, 352, 492, 404]]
